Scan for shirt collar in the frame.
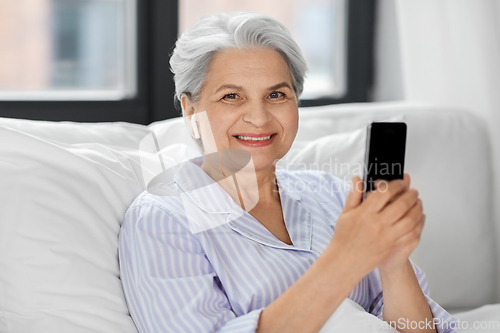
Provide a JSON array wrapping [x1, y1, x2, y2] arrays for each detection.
[[173, 156, 302, 212], [173, 155, 234, 213], [172, 156, 311, 251], [227, 173, 312, 251]]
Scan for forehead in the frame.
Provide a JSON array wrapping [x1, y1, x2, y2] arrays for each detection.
[[203, 48, 293, 91]]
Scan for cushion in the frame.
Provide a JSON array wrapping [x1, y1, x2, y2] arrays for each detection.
[[452, 304, 500, 332], [319, 298, 398, 333], [0, 117, 151, 148], [0, 127, 143, 333]]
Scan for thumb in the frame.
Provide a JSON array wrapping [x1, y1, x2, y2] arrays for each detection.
[[403, 172, 411, 190], [343, 175, 363, 212]]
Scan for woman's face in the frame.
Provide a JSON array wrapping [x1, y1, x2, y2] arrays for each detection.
[[182, 48, 299, 172]]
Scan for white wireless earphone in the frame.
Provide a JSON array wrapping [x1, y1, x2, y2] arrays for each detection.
[[191, 113, 200, 139]]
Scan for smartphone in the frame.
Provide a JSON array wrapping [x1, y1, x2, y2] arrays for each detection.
[[362, 122, 407, 201]]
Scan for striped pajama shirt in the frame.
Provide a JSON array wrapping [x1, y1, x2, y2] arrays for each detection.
[[118, 156, 457, 333]]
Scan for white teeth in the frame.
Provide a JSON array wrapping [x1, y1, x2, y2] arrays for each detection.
[[236, 135, 273, 141]]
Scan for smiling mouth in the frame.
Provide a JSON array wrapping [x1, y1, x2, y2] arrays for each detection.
[[234, 134, 275, 141]]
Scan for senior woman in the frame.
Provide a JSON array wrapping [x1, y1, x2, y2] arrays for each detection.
[[118, 12, 456, 333]]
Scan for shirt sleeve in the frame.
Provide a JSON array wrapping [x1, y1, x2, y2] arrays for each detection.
[[118, 201, 264, 333], [368, 260, 458, 333]]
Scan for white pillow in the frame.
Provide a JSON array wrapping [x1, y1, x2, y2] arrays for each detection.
[[452, 304, 500, 333], [0, 127, 143, 333], [319, 298, 398, 333], [0, 116, 150, 148], [280, 126, 365, 178], [148, 116, 198, 150]]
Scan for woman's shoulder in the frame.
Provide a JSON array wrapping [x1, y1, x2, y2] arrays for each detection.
[[120, 184, 201, 249], [123, 181, 188, 228], [130, 181, 181, 208]]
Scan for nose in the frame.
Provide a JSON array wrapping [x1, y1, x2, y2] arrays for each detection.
[[241, 100, 272, 127]]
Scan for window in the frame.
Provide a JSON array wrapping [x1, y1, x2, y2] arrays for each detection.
[[0, 0, 374, 122], [180, 0, 347, 100], [0, 0, 156, 123], [0, 0, 136, 101]]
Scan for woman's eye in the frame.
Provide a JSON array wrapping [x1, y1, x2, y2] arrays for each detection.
[[223, 93, 239, 100], [269, 91, 285, 99]]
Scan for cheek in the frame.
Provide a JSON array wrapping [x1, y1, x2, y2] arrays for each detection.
[[281, 109, 299, 139], [206, 109, 239, 142]]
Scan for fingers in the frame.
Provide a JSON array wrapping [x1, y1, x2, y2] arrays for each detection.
[[392, 213, 425, 252], [390, 200, 424, 240], [364, 174, 412, 206], [365, 191, 374, 201], [379, 188, 420, 224], [343, 175, 363, 212], [363, 179, 408, 213]]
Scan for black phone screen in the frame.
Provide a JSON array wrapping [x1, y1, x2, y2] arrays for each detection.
[[362, 122, 407, 200]]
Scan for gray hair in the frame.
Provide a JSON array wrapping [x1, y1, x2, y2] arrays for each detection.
[[169, 12, 308, 111]]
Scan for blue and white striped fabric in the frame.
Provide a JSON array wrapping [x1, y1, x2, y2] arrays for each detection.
[[118, 156, 457, 333]]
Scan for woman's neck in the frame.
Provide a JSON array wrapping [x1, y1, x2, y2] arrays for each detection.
[[201, 153, 279, 210]]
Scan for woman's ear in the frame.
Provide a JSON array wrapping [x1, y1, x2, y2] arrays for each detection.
[[180, 93, 195, 117], [180, 93, 200, 139]]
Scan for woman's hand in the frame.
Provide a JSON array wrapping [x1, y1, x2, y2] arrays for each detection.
[[378, 174, 425, 273], [327, 173, 425, 279]]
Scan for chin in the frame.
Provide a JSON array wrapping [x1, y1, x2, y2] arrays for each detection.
[[247, 153, 282, 171]]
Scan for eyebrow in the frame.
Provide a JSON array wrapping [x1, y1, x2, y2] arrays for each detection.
[[268, 82, 293, 91], [214, 82, 293, 94], [215, 85, 243, 94]]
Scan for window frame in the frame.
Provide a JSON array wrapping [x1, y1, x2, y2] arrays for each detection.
[[0, 0, 374, 123], [0, 0, 179, 124], [299, 0, 376, 107]]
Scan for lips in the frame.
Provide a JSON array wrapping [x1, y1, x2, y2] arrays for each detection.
[[233, 133, 277, 147], [235, 134, 273, 141]]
